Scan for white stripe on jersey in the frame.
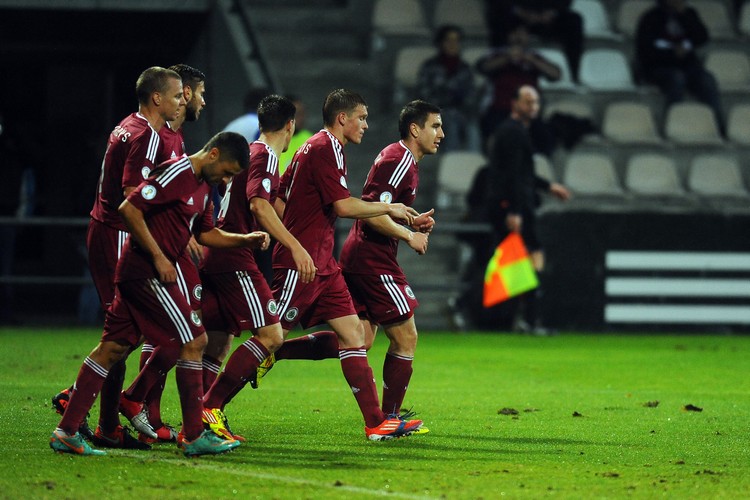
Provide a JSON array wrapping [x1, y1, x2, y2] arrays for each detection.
[[156, 156, 192, 187], [117, 230, 128, 260], [175, 261, 189, 302], [380, 274, 409, 315], [388, 149, 413, 188], [276, 270, 299, 319], [236, 271, 265, 328], [324, 130, 345, 171], [262, 143, 279, 175], [146, 128, 160, 163], [148, 278, 193, 345]]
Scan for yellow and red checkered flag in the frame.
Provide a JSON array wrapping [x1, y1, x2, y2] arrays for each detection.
[[483, 232, 539, 307]]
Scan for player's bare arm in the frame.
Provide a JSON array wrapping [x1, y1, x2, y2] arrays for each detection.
[[364, 215, 429, 255], [251, 196, 316, 283], [333, 196, 418, 225], [411, 208, 436, 233], [273, 197, 286, 220], [119, 200, 177, 283], [197, 227, 270, 250]]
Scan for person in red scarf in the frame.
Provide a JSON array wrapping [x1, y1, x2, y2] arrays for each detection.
[[416, 25, 480, 152]]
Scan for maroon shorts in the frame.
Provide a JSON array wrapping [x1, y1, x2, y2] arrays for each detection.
[[102, 278, 204, 348], [175, 251, 201, 310], [344, 271, 418, 326], [271, 268, 356, 330], [201, 268, 279, 336], [86, 218, 128, 309]]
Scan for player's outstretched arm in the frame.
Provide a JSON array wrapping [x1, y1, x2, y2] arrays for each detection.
[[333, 197, 418, 225], [364, 215, 429, 255], [119, 200, 176, 283], [197, 227, 270, 250], [251, 196, 316, 283]]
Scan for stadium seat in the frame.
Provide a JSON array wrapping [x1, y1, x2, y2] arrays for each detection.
[[704, 49, 750, 91], [616, 0, 652, 37], [741, 2, 750, 37], [602, 101, 664, 145], [579, 48, 635, 91], [434, 0, 488, 38], [536, 47, 577, 90], [373, 0, 430, 36], [727, 103, 750, 146], [664, 102, 724, 146], [393, 45, 434, 90], [534, 153, 556, 182], [543, 98, 596, 121], [625, 153, 685, 196], [571, 0, 622, 39], [563, 152, 625, 196], [688, 154, 749, 197], [691, 0, 736, 39], [436, 151, 487, 209]]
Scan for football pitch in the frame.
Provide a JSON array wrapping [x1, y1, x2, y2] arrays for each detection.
[[0, 327, 748, 499]]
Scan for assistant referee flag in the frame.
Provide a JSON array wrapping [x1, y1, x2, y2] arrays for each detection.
[[483, 232, 539, 307]]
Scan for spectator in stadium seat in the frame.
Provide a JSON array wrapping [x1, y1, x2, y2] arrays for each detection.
[[635, 0, 726, 135], [485, 85, 570, 334], [476, 21, 561, 154], [417, 25, 481, 152], [485, 0, 583, 83]]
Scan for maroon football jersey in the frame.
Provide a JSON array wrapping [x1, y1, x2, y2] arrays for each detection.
[[157, 122, 185, 163], [201, 141, 279, 274], [339, 141, 418, 275], [116, 156, 213, 282], [272, 130, 351, 276], [90, 113, 162, 231]]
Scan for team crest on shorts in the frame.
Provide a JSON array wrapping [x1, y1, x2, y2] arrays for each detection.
[[379, 191, 393, 203], [339, 176, 347, 188], [405, 286, 416, 299], [267, 299, 278, 315], [141, 185, 157, 200], [190, 310, 202, 326], [262, 178, 272, 193], [192, 284, 202, 301], [284, 307, 299, 322], [141, 166, 150, 179]]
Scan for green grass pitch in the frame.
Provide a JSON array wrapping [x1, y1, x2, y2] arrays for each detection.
[[0, 327, 748, 498]]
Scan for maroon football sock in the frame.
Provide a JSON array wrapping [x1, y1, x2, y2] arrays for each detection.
[[202, 354, 222, 393], [339, 347, 384, 428], [124, 344, 179, 403], [381, 353, 414, 416], [176, 359, 204, 441], [97, 359, 126, 433], [59, 357, 109, 435], [204, 337, 269, 409], [144, 372, 167, 427], [275, 330, 339, 360]]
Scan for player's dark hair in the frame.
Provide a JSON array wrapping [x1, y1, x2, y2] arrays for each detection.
[[398, 100, 442, 139], [322, 89, 367, 127], [258, 94, 297, 133], [135, 67, 181, 105], [203, 132, 250, 170], [167, 64, 206, 91], [244, 87, 270, 113], [434, 24, 463, 46]]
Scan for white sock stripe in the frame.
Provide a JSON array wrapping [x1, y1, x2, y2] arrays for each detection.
[[202, 359, 221, 374], [236, 271, 264, 328], [339, 349, 367, 360], [380, 274, 409, 315], [387, 352, 414, 361], [242, 339, 267, 363], [84, 357, 109, 378], [141, 343, 155, 354], [276, 270, 298, 319], [176, 359, 203, 371], [149, 279, 193, 345]]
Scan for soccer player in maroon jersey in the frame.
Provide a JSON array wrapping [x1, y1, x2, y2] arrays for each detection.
[[128, 64, 207, 444], [52, 66, 185, 450], [267, 89, 424, 441], [50, 132, 268, 456], [197, 94, 316, 439]]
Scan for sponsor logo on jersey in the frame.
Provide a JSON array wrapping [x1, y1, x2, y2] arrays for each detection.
[[192, 284, 202, 301], [141, 166, 150, 179], [190, 310, 202, 326], [339, 176, 347, 188], [187, 197, 194, 206], [267, 299, 278, 315], [141, 185, 157, 200], [284, 307, 299, 322], [262, 178, 272, 193], [379, 191, 393, 203], [405, 286, 416, 299]]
